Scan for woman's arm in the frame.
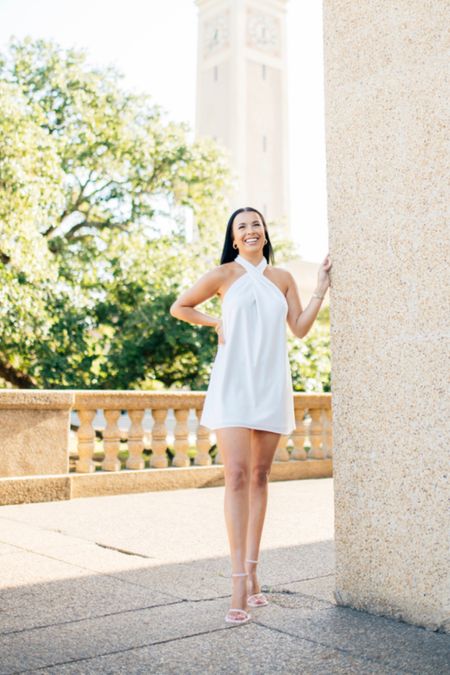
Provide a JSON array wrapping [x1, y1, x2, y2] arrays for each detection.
[[285, 254, 332, 339], [169, 266, 225, 330]]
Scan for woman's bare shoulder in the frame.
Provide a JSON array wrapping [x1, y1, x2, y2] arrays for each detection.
[[269, 264, 292, 277], [267, 265, 294, 292], [205, 261, 241, 298], [197, 262, 236, 291], [208, 261, 236, 279]]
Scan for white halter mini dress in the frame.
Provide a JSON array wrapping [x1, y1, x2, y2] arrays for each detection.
[[200, 253, 296, 435]]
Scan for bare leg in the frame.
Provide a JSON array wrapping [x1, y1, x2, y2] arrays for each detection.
[[246, 429, 280, 596], [216, 427, 252, 616]]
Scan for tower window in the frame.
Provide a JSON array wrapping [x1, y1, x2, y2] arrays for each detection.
[[262, 64, 267, 80], [262, 135, 267, 152], [214, 65, 218, 81]]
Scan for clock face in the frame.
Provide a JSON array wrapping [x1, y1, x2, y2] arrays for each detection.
[[247, 11, 280, 54], [203, 11, 230, 56]]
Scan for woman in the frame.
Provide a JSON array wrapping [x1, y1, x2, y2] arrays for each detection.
[[170, 206, 332, 625]]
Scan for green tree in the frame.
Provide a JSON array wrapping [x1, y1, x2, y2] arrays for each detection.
[[0, 38, 231, 388], [89, 232, 221, 389], [288, 304, 331, 392], [0, 80, 64, 386]]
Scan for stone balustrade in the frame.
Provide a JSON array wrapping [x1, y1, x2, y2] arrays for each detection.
[[72, 391, 332, 472], [0, 390, 332, 505]]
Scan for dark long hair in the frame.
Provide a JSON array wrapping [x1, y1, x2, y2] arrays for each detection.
[[219, 207, 275, 265]]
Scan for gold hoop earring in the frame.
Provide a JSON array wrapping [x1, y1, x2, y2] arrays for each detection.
[[233, 241, 238, 250], [264, 238, 268, 244]]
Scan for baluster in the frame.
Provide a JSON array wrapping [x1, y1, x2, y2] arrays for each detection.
[[291, 407, 308, 460], [322, 407, 333, 457], [309, 408, 325, 459], [75, 409, 96, 473], [275, 434, 290, 461], [150, 409, 168, 468], [102, 410, 122, 471], [195, 411, 212, 466], [173, 409, 190, 467], [126, 409, 145, 470]]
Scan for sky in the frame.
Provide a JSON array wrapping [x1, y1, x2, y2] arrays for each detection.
[[0, 0, 329, 263]]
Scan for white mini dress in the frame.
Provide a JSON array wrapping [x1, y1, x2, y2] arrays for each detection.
[[200, 253, 296, 435]]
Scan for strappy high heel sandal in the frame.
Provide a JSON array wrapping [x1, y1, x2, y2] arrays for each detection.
[[225, 572, 251, 625], [246, 559, 269, 607]]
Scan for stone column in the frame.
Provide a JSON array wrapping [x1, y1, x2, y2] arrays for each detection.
[[0, 391, 73, 476], [323, 1, 449, 631]]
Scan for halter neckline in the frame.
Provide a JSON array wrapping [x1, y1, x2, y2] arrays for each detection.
[[235, 253, 267, 273]]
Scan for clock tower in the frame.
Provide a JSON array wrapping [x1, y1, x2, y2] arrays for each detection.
[[195, 0, 290, 233]]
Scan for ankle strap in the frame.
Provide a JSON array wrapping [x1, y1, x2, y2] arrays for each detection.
[[231, 572, 248, 577], [246, 559, 258, 564]]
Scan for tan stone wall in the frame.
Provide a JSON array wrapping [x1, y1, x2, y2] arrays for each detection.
[[323, 0, 450, 631], [0, 391, 73, 477]]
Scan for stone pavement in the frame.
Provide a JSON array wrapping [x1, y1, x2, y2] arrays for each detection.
[[0, 479, 448, 674]]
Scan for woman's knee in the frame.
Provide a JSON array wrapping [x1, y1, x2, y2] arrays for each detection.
[[226, 464, 249, 491], [251, 465, 270, 489]]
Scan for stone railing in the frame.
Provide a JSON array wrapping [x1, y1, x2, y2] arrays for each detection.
[[0, 390, 332, 505], [72, 391, 332, 473]]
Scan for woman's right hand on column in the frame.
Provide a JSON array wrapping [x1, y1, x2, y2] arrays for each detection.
[[317, 253, 332, 292]]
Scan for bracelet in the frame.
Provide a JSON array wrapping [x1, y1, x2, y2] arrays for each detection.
[[312, 293, 324, 300]]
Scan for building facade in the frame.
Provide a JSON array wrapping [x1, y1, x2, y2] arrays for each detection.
[[195, 0, 290, 232]]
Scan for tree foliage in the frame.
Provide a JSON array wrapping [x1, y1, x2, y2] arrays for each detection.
[[288, 304, 331, 392], [0, 38, 231, 388]]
